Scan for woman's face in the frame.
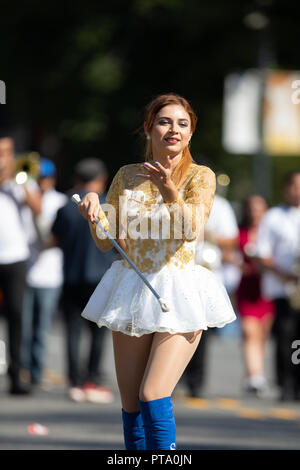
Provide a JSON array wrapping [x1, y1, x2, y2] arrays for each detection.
[[148, 104, 192, 158]]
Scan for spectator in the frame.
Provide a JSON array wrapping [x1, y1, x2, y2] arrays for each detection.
[[236, 195, 275, 397], [52, 158, 119, 403], [204, 193, 241, 295], [255, 171, 300, 401], [21, 158, 67, 387], [0, 134, 41, 394]]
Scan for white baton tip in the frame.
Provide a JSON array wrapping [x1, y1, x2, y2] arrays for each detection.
[[158, 298, 170, 312], [72, 194, 81, 205]]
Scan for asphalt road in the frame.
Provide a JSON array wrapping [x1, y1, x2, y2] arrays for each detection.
[[0, 316, 300, 450]]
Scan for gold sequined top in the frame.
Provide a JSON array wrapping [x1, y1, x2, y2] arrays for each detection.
[[89, 162, 216, 273]]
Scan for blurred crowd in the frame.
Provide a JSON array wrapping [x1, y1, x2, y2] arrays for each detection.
[[0, 133, 119, 403], [185, 168, 300, 402], [0, 133, 300, 404]]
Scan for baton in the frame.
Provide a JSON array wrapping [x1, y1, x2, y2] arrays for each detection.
[[71, 194, 170, 312]]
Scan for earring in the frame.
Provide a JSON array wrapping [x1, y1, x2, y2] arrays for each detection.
[[146, 135, 150, 140]]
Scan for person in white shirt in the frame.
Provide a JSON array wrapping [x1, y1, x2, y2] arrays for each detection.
[[0, 134, 42, 394], [202, 193, 241, 293], [255, 170, 300, 401], [21, 158, 67, 387]]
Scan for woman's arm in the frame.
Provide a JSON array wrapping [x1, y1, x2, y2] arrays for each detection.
[[163, 165, 216, 241]]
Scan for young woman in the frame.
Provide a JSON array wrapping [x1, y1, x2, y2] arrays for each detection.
[[77, 93, 236, 450], [236, 195, 275, 397]]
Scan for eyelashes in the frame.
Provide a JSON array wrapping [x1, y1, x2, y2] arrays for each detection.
[[158, 119, 189, 127]]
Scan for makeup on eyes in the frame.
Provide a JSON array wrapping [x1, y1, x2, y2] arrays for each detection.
[[158, 118, 189, 127]]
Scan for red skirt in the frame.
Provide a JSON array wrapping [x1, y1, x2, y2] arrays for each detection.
[[236, 274, 275, 320]]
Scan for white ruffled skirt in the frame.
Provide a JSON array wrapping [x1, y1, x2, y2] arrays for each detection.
[[81, 260, 236, 337]]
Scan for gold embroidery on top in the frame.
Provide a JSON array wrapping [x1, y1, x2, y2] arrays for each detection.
[[89, 162, 216, 273]]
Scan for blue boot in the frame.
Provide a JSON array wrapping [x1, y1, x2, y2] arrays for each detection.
[[138, 396, 176, 450], [121, 408, 146, 450]]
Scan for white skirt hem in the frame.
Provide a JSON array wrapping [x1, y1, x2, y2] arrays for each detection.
[[81, 312, 237, 337]]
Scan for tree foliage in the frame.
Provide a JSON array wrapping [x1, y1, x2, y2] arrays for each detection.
[[0, 0, 299, 203]]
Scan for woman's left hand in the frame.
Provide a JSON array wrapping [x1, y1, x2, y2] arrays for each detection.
[[136, 157, 179, 203]]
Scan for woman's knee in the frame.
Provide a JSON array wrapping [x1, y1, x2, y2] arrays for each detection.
[[138, 385, 168, 402], [121, 394, 140, 413]]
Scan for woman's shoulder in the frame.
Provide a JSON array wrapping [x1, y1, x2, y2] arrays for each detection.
[[109, 164, 139, 184], [115, 163, 140, 176], [189, 162, 215, 177], [120, 163, 140, 169], [118, 161, 214, 172], [186, 163, 216, 188], [112, 163, 143, 189], [116, 162, 215, 185]]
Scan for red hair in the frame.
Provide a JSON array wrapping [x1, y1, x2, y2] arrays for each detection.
[[144, 93, 197, 188]]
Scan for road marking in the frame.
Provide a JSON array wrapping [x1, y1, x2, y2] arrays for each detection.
[[184, 396, 300, 422], [37, 373, 300, 423], [215, 398, 241, 410], [269, 409, 300, 421], [237, 408, 266, 420], [184, 398, 211, 409]]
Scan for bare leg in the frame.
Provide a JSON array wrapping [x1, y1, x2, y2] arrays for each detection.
[[112, 330, 153, 412], [262, 314, 274, 343], [112, 329, 203, 407], [139, 330, 203, 400], [261, 314, 274, 371], [241, 317, 265, 377], [135, 330, 202, 450]]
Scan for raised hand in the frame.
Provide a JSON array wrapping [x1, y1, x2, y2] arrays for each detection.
[[136, 156, 179, 203]]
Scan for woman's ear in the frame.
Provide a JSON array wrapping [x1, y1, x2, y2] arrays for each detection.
[[144, 123, 150, 140]]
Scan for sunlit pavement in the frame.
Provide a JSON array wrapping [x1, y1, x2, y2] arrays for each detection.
[[0, 316, 300, 450]]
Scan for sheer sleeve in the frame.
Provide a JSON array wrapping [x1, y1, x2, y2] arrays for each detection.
[[163, 165, 216, 241], [88, 166, 124, 252]]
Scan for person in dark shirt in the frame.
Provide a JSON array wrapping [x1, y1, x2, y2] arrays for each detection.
[[52, 158, 120, 403]]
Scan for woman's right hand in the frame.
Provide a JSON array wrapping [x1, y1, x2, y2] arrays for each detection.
[[78, 192, 101, 223], [78, 191, 127, 251]]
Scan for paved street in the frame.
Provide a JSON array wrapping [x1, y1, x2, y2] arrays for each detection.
[[0, 316, 300, 450]]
